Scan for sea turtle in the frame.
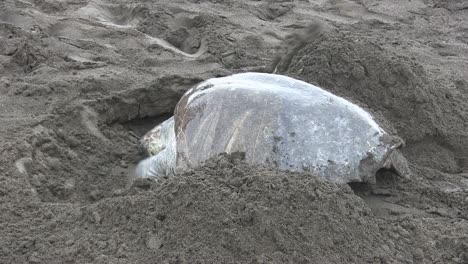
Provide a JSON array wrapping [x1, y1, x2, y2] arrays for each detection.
[[136, 72, 404, 183]]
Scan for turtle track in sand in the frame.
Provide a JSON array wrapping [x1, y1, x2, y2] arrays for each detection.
[[74, 0, 209, 59]]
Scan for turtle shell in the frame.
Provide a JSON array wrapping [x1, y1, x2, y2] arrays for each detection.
[[172, 72, 396, 183]]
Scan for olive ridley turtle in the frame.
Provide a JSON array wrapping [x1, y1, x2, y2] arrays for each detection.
[[136, 73, 405, 183]]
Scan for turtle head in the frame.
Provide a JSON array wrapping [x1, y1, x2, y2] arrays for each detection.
[[138, 124, 166, 156]]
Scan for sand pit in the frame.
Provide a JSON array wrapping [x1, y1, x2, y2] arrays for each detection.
[[0, 0, 467, 263]]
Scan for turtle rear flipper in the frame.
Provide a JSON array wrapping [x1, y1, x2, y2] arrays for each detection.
[[383, 150, 412, 180]]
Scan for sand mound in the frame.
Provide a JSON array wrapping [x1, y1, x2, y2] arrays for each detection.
[[2, 155, 468, 263], [287, 31, 468, 174], [3, 155, 467, 263], [81, 155, 387, 263]]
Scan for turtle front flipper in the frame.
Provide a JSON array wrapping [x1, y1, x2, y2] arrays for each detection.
[[135, 147, 176, 178], [136, 116, 177, 178]]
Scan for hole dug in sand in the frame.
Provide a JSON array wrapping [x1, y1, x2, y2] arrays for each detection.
[[348, 168, 400, 196], [347, 168, 428, 216], [21, 76, 200, 203]]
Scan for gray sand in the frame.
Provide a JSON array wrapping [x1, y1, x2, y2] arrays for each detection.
[[0, 0, 467, 263]]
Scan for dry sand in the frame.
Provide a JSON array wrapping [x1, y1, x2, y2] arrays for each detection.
[[0, 0, 467, 263]]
